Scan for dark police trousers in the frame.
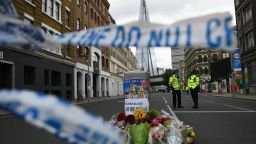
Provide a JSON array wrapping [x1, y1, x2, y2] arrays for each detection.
[[172, 90, 182, 107], [190, 88, 198, 107]]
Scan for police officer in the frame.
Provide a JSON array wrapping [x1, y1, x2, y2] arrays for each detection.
[[169, 70, 184, 109], [187, 70, 200, 108]]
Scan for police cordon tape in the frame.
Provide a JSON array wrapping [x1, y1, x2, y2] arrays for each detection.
[[0, 12, 236, 51], [0, 90, 124, 144]]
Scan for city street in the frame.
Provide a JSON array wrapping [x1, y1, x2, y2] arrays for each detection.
[[0, 93, 255, 144]]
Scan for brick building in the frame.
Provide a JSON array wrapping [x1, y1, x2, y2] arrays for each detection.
[[0, 0, 138, 101], [234, 0, 256, 93]]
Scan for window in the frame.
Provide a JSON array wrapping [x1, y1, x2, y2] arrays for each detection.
[[84, 2, 87, 13], [94, 12, 96, 21], [236, 14, 241, 29], [243, 4, 252, 24], [238, 38, 243, 50], [98, 16, 100, 26], [91, 8, 93, 19], [66, 45, 71, 57], [55, 2, 60, 21], [100, 2, 102, 10], [48, 0, 53, 16], [204, 67, 209, 75], [77, 45, 81, 56], [77, 18, 80, 30], [66, 73, 72, 86], [106, 59, 109, 68], [203, 55, 208, 62], [42, 0, 47, 12], [44, 69, 49, 85], [24, 66, 35, 85], [51, 71, 61, 86], [198, 67, 203, 75], [246, 31, 255, 50], [65, 10, 70, 27], [211, 53, 218, 62], [197, 55, 202, 63], [102, 56, 105, 66], [42, 0, 61, 21]]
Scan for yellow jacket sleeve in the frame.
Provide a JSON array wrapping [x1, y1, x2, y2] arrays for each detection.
[[169, 76, 173, 86]]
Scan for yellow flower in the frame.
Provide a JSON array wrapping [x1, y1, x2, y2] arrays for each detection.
[[133, 108, 146, 120], [190, 131, 196, 137]]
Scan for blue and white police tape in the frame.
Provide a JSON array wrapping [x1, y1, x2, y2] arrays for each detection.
[[0, 11, 236, 51], [0, 90, 124, 144], [57, 12, 237, 50], [0, 14, 60, 52]]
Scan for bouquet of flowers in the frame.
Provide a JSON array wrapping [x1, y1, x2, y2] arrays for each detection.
[[110, 108, 196, 144]]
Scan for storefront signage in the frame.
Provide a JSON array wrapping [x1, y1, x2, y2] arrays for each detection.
[[232, 49, 241, 71]]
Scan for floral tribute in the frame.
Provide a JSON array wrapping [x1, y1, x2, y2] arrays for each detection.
[[110, 108, 196, 144]]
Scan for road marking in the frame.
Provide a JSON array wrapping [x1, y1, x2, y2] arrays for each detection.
[[222, 104, 254, 111], [118, 100, 123, 103], [202, 99, 216, 104], [162, 96, 168, 104], [173, 111, 256, 113]]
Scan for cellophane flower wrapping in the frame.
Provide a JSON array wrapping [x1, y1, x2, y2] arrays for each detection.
[[129, 123, 151, 144], [111, 110, 196, 144]]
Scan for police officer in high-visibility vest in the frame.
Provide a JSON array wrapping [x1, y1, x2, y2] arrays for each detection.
[[187, 70, 200, 108], [169, 71, 184, 109]]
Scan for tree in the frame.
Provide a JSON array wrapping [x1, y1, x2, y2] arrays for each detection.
[[162, 69, 173, 92]]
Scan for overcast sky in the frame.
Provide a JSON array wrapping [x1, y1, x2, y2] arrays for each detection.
[[108, 0, 236, 69]]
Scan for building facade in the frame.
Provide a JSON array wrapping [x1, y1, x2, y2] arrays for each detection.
[[234, 0, 256, 93], [0, 0, 76, 100], [0, 0, 138, 101], [110, 48, 138, 96], [184, 48, 230, 92]]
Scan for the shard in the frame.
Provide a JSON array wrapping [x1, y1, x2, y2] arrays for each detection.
[[135, 0, 158, 76]]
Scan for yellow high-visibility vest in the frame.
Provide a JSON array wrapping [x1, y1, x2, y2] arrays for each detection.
[[187, 74, 200, 89], [169, 74, 180, 90]]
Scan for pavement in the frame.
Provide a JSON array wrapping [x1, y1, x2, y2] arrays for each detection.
[[201, 92, 256, 101], [0, 95, 123, 116]]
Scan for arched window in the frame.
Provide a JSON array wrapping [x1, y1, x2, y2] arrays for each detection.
[[203, 55, 208, 62], [197, 55, 202, 63], [198, 66, 203, 74], [93, 53, 98, 62], [212, 53, 218, 62], [204, 67, 209, 75]]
